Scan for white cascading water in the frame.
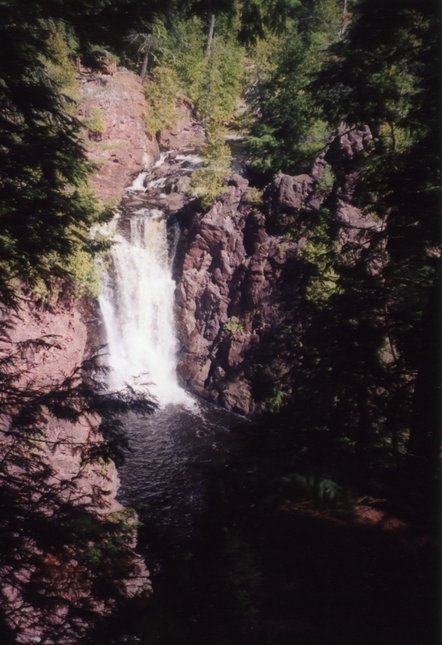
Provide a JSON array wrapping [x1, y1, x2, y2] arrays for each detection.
[[99, 175, 190, 407]]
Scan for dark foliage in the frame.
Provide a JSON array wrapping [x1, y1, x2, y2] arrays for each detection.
[[311, 0, 441, 476], [131, 415, 439, 645]]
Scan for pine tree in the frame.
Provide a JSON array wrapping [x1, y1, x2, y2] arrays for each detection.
[[312, 0, 441, 478]]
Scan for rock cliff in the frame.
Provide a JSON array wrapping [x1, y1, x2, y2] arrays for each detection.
[[79, 67, 160, 202], [174, 125, 379, 415]]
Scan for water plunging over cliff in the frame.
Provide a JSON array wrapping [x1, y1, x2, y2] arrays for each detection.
[[99, 160, 193, 407]]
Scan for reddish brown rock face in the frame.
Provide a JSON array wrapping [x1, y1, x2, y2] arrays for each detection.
[[158, 98, 205, 151], [79, 69, 160, 203], [174, 125, 378, 416], [174, 182, 305, 416], [0, 291, 89, 389]]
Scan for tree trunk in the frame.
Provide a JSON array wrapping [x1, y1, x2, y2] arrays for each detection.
[[407, 269, 441, 479], [339, 0, 348, 39], [140, 35, 152, 83], [205, 13, 216, 61]]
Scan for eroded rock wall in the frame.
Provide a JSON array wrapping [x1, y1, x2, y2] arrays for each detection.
[[79, 68, 160, 202], [174, 125, 380, 415]]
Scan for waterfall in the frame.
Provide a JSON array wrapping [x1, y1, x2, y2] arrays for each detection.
[[99, 199, 190, 407]]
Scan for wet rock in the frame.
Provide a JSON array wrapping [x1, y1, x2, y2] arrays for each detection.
[[160, 191, 186, 213], [228, 174, 249, 189], [220, 379, 253, 415]]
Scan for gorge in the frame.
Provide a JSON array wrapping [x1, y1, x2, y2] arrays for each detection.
[[91, 68, 436, 645], [0, 2, 439, 644]]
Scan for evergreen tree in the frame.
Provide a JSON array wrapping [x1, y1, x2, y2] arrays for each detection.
[[307, 0, 441, 479], [245, 0, 342, 178]]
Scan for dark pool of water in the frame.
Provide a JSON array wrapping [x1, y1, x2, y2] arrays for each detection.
[[109, 400, 254, 645], [117, 401, 243, 569]]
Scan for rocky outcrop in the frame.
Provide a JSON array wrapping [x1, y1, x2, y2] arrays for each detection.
[[174, 176, 306, 415], [79, 71, 206, 206], [79, 68, 160, 202], [174, 126, 380, 415]]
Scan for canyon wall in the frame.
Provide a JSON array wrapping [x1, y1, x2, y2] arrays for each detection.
[[0, 290, 151, 643], [79, 67, 160, 202], [174, 125, 379, 415]]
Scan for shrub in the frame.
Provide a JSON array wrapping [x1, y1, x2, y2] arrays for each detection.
[[190, 127, 231, 208], [265, 387, 287, 414], [247, 186, 264, 207], [144, 65, 180, 135], [83, 107, 106, 139], [298, 210, 341, 306], [317, 164, 336, 192], [66, 247, 103, 297], [224, 316, 244, 335]]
